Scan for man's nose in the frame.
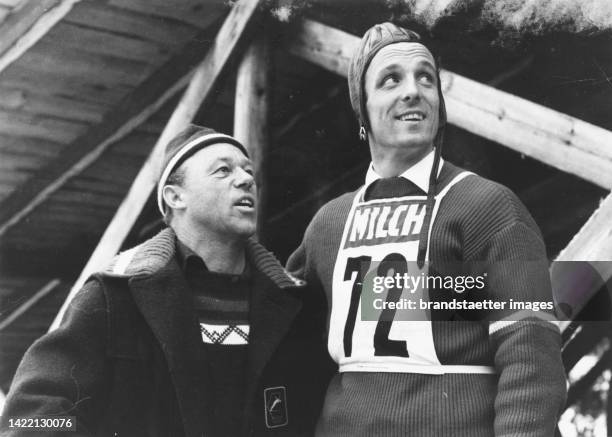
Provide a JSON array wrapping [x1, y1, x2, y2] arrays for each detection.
[[400, 77, 420, 101], [234, 168, 255, 189]]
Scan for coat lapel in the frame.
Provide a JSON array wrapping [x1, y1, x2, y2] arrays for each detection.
[[245, 270, 302, 405], [129, 259, 208, 437]]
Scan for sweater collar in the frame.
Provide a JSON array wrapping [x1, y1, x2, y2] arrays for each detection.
[[105, 227, 303, 290], [364, 149, 444, 194]]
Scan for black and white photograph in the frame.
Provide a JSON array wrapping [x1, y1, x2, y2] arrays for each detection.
[[0, 0, 611, 435]]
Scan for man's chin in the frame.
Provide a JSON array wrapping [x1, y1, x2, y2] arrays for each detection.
[[235, 222, 257, 239]]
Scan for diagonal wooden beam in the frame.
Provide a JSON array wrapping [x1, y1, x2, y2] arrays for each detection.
[[0, 0, 81, 74], [553, 193, 612, 331], [50, 0, 263, 331], [285, 19, 612, 190], [0, 279, 60, 331], [565, 348, 611, 408], [0, 8, 231, 238]]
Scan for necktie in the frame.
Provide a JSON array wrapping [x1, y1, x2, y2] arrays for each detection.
[[364, 177, 423, 200]]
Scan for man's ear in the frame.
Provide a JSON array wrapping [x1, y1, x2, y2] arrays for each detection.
[[162, 185, 186, 211]]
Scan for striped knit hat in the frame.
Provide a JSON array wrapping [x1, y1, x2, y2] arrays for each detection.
[[348, 23, 447, 268], [157, 125, 249, 216]]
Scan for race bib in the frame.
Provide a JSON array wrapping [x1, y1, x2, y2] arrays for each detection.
[[329, 173, 472, 374]]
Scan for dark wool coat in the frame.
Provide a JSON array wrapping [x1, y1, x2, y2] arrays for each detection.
[[1, 229, 335, 437]]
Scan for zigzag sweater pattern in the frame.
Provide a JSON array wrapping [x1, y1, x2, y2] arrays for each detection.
[[288, 162, 566, 437]]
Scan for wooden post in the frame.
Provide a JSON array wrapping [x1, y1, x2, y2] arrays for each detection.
[[234, 33, 271, 240], [49, 0, 262, 331]]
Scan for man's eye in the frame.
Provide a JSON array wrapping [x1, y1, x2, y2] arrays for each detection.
[[418, 72, 435, 85], [381, 74, 399, 87], [214, 166, 230, 175], [244, 168, 254, 176]]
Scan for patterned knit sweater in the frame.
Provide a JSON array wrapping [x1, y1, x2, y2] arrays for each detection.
[[288, 162, 566, 437]]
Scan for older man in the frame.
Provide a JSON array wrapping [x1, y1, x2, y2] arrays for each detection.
[[288, 23, 566, 436], [2, 125, 332, 437]]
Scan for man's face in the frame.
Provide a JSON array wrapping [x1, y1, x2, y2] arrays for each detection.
[[177, 143, 257, 239], [364, 42, 440, 155]]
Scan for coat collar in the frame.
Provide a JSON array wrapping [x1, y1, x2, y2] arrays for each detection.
[[105, 227, 304, 289], [102, 227, 305, 436]]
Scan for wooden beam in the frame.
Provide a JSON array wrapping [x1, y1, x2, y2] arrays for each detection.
[[562, 323, 609, 372], [49, 0, 263, 331], [0, 12, 231, 238], [441, 71, 612, 189], [234, 33, 272, 239], [557, 194, 612, 263], [285, 19, 357, 77], [0, 279, 60, 332], [285, 19, 612, 189], [554, 193, 612, 331], [0, 0, 81, 74], [565, 348, 611, 408]]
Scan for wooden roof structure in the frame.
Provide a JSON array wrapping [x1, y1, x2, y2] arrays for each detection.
[[0, 0, 610, 428]]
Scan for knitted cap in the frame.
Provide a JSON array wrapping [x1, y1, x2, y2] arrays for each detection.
[[156, 125, 249, 216], [348, 22, 447, 141]]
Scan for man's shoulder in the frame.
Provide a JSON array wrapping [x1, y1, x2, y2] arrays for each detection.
[[439, 162, 540, 240], [310, 190, 358, 225], [440, 162, 522, 209], [247, 238, 307, 289], [103, 228, 177, 278]]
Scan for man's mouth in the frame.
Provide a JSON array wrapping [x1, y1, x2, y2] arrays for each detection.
[[396, 111, 425, 122], [235, 195, 255, 209]]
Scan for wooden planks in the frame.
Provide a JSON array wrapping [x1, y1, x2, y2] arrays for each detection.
[[0, 11, 228, 238], [43, 22, 170, 64], [0, 109, 89, 144], [286, 19, 612, 189], [63, 2, 198, 47], [108, 0, 227, 30], [1, 66, 133, 106], [0, 134, 66, 158], [0, 0, 61, 56], [0, 0, 81, 74], [17, 40, 149, 86], [0, 0, 23, 8], [0, 86, 109, 123]]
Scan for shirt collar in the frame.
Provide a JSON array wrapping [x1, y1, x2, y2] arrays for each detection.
[[364, 149, 444, 194], [175, 237, 206, 272], [175, 237, 251, 279]]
